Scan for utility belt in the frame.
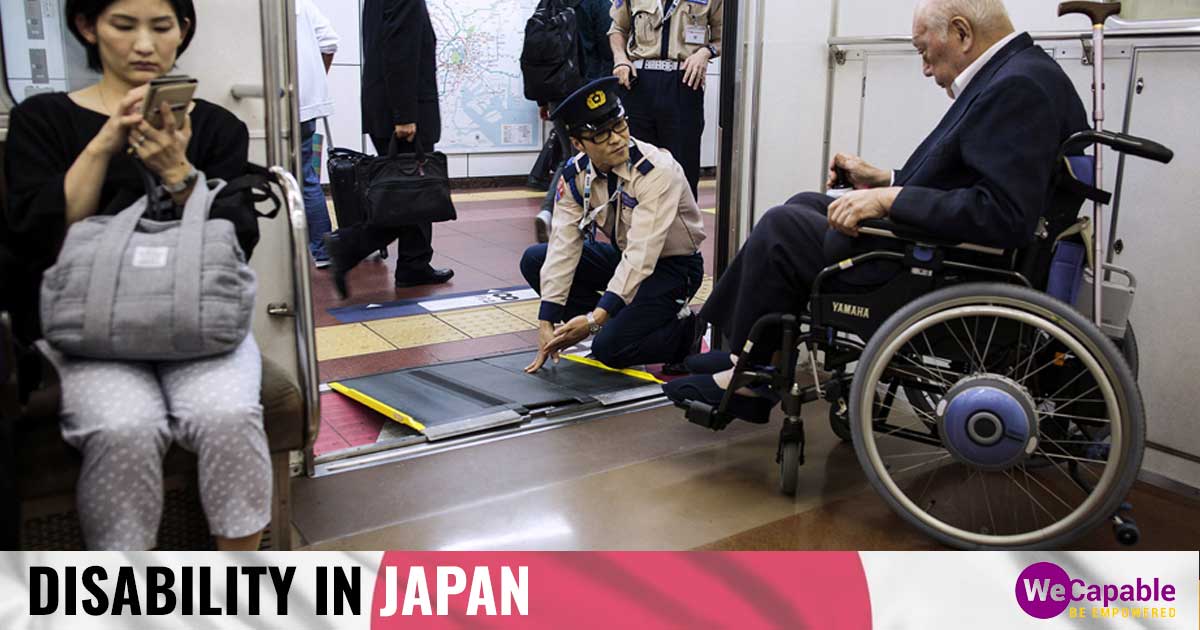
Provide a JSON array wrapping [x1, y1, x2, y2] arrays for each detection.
[[632, 59, 682, 72]]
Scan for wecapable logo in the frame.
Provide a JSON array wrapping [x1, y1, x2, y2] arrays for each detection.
[[1014, 562, 1178, 620]]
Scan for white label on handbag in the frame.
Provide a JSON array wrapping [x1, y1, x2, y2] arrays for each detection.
[[132, 246, 170, 268]]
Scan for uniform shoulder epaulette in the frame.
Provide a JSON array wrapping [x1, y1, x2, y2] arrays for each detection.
[[561, 152, 590, 180], [559, 152, 588, 206], [629, 144, 654, 175]]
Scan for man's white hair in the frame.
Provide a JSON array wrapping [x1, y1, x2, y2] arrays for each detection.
[[919, 0, 1014, 34]]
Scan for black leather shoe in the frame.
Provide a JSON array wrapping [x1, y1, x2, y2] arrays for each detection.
[[663, 374, 778, 424], [323, 234, 350, 300], [661, 313, 706, 375], [395, 267, 455, 288]]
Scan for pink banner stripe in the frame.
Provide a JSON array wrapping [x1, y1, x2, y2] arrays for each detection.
[[371, 552, 871, 628]]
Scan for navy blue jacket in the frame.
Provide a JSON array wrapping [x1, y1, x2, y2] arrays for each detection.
[[889, 33, 1089, 249]]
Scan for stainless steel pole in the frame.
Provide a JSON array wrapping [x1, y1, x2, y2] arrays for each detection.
[[259, 0, 281, 166], [1090, 22, 1105, 327]]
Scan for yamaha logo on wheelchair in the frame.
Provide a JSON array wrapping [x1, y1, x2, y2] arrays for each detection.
[[831, 301, 870, 319]]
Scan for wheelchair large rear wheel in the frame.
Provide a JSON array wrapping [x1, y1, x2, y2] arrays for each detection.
[[849, 283, 1145, 549]]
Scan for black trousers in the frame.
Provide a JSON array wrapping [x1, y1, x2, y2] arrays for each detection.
[[520, 241, 704, 368], [331, 134, 435, 279], [700, 193, 901, 364], [621, 69, 705, 198]]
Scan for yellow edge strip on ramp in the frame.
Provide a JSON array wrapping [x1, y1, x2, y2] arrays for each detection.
[[561, 354, 664, 384], [328, 382, 428, 433]]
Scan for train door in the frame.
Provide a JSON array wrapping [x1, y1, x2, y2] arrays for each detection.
[[290, 0, 759, 475]]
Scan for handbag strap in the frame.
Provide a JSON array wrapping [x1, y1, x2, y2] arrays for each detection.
[[387, 134, 428, 163], [173, 172, 223, 354], [321, 116, 335, 155], [80, 197, 153, 356]]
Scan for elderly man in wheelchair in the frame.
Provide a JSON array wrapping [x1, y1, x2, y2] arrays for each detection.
[[664, 0, 1173, 549]]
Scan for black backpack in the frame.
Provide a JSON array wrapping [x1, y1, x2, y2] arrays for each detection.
[[520, 0, 585, 103]]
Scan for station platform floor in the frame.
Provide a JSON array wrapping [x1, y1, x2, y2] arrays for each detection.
[[309, 180, 716, 458]]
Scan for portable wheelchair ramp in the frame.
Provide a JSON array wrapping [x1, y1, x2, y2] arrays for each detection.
[[329, 350, 664, 443]]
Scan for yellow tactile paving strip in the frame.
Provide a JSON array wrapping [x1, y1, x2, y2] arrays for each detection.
[[316, 275, 715, 361], [691, 274, 714, 305], [365, 314, 469, 350], [315, 323, 397, 361], [498, 300, 542, 326], [436, 306, 537, 338], [452, 189, 546, 202]]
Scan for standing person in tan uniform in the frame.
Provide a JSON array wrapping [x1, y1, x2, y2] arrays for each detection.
[[609, 0, 722, 197], [520, 77, 707, 373]]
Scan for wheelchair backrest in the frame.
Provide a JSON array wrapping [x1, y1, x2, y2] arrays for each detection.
[[1013, 154, 1095, 293]]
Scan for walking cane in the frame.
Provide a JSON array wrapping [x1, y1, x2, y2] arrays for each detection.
[[1057, 1, 1124, 328]]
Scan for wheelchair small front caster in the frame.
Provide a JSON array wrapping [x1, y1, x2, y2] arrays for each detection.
[[776, 419, 806, 496], [1112, 502, 1140, 546], [1114, 520, 1140, 546], [828, 398, 852, 443]]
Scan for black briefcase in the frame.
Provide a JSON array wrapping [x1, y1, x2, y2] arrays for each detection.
[[322, 119, 388, 258], [360, 138, 457, 227], [322, 119, 371, 228]]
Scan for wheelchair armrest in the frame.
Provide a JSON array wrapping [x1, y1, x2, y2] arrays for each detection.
[[858, 219, 1006, 257], [1061, 130, 1174, 164]]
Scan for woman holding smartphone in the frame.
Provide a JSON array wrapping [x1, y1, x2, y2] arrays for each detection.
[[1, 0, 269, 550]]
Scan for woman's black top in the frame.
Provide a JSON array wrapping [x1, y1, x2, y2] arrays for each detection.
[[1, 92, 256, 343]]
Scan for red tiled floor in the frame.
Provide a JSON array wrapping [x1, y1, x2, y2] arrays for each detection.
[[423, 333, 536, 363], [313, 432, 351, 457], [513, 329, 543, 346], [314, 391, 388, 456], [318, 346, 439, 383]]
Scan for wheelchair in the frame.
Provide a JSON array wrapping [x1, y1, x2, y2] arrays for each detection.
[[677, 128, 1173, 549]]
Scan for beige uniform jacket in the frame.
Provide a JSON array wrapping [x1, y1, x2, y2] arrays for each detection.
[[539, 138, 707, 321], [609, 0, 724, 62]]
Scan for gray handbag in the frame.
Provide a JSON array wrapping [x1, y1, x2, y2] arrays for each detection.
[[40, 170, 256, 361]]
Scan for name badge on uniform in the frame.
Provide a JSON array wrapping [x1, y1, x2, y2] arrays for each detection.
[[685, 24, 707, 45]]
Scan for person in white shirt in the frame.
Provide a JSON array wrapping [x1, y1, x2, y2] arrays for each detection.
[[297, 0, 338, 267]]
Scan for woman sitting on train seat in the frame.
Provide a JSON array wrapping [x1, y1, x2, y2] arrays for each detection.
[[0, 0, 270, 550]]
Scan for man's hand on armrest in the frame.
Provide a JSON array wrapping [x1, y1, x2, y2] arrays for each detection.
[[828, 187, 902, 237], [828, 153, 892, 190]]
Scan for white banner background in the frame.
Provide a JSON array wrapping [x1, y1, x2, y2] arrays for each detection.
[[0, 552, 382, 629], [863, 552, 1198, 629]]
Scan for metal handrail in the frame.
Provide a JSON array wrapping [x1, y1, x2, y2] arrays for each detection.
[[231, 85, 266, 100], [270, 166, 322, 455], [829, 24, 1200, 48]]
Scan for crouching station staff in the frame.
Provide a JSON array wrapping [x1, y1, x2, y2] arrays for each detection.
[[520, 77, 707, 373]]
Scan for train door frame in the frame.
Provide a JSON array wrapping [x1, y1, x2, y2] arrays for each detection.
[[256, 0, 769, 477], [258, 0, 323, 476]]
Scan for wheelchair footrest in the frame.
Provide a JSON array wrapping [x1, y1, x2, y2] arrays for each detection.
[[683, 401, 733, 431]]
